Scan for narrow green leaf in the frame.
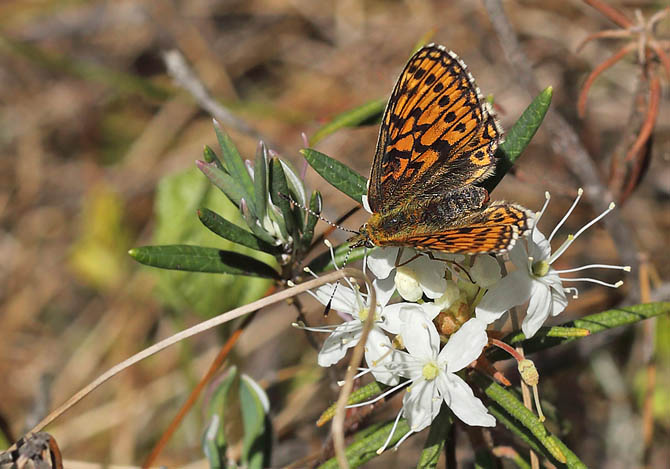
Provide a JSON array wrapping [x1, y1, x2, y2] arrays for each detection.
[[473, 373, 586, 468], [240, 375, 272, 469], [488, 302, 670, 361], [310, 98, 386, 145], [302, 148, 367, 203], [198, 208, 280, 254], [417, 407, 452, 468], [213, 120, 256, 206], [483, 86, 553, 192], [269, 158, 296, 238], [129, 245, 280, 279], [299, 190, 322, 252], [253, 142, 268, 224], [197, 160, 250, 212], [307, 242, 367, 273], [202, 416, 225, 469], [317, 418, 411, 469], [317, 381, 389, 426], [204, 144, 226, 171]]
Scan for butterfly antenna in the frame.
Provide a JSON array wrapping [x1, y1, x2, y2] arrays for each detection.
[[279, 193, 358, 234], [323, 239, 355, 316]]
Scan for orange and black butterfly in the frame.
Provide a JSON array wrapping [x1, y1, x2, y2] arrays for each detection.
[[349, 44, 532, 254]]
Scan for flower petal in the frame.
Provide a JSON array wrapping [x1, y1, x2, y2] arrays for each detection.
[[373, 276, 396, 307], [402, 378, 441, 432], [475, 270, 533, 323], [470, 255, 501, 288], [364, 328, 399, 385], [382, 303, 432, 334], [438, 373, 496, 427], [317, 321, 361, 367], [441, 317, 488, 372], [522, 281, 552, 338], [413, 256, 447, 299], [367, 247, 400, 280], [402, 316, 439, 360]]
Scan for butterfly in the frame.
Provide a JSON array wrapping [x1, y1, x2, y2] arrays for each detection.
[[348, 44, 532, 254]]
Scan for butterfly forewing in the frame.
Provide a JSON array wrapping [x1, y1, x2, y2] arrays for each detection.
[[358, 43, 531, 255], [368, 44, 501, 213]]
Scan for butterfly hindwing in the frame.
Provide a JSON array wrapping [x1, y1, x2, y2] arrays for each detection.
[[368, 44, 501, 213], [399, 203, 533, 254]]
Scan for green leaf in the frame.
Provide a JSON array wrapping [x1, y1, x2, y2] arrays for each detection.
[[213, 120, 256, 208], [310, 98, 386, 145], [204, 144, 226, 171], [307, 242, 367, 273], [488, 302, 670, 361], [317, 418, 411, 469], [197, 160, 249, 211], [253, 142, 269, 224], [483, 86, 553, 192], [240, 375, 272, 469], [198, 208, 280, 254], [473, 373, 586, 468], [302, 148, 367, 204], [417, 407, 452, 468], [269, 158, 296, 238], [129, 245, 280, 279], [317, 381, 389, 426], [299, 190, 322, 252]]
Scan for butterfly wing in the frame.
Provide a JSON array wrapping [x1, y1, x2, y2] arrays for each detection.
[[375, 202, 532, 254], [368, 44, 501, 213]]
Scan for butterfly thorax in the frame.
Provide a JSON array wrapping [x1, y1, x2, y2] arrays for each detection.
[[350, 205, 421, 249]]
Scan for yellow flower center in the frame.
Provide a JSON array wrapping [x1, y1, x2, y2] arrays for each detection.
[[422, 361, 439, 381], [532, 260, 550, 277], [358, 306, 370, 321]]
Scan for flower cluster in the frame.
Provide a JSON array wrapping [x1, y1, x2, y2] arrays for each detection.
[[298, 190, 629, 452]]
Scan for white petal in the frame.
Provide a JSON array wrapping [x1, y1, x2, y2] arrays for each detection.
[[470, 255, 502, 288], [402, 316, 439, 360], [550, 285, 568, 317], [438, 373, 496, 427], [395, 266, 423, 302], [475, 270, 533, 323], [522, 281, 552, 338], [382, 303, 431, 334], [531, 228, 552, 259], [441, 318, 488, 372], [367, 248, 400, 280], [317, 321, 362, 367], [373, 276, 396, 307], [364, 328, 399, 385], [509, 237, 531, 269], [314, 283, 358, 314], [413, 256, 447, 299], [402, 379, 441, 432]]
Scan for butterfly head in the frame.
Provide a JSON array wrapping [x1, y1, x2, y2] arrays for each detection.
[[348, 223, 376, 249]]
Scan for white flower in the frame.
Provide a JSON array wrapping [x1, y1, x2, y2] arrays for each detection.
[[476, 190, 630, 338], [298, 266, 439, 385], [367, 247, 450, 302], [372, 316, 495, 453]]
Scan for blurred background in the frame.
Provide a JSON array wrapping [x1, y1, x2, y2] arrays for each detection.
[[0, 0, 668, 467]]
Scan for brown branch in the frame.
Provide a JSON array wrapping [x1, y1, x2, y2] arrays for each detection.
[[576, 29, 633, 53], [578, 43, 635, 117], [648, 40, 670, 81], [582, 0, 633, 28]]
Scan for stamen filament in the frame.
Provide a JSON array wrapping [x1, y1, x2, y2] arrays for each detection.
[[548, 188, 583, 243], [347, 381, 409, 408], [554, 264, 631, 274], [531, 192, 551, 239], [377, 408, 404, 455], [549, 202, 615, 264], [560, 277, 623, 288]]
